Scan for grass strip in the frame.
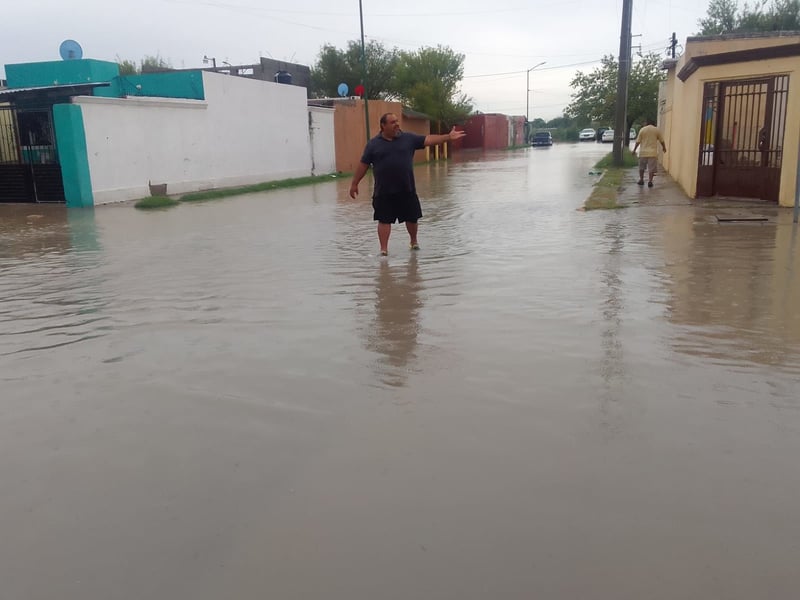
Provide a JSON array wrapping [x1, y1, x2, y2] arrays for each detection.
[[585, 169, 626, 210], [134, 196, 180, 209], [180, 173, 342, 202], [583, 149, 638, 211], [594, 148, 639, 169]]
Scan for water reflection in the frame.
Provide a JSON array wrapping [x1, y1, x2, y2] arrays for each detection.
[[67, 208, 102, 254], [0, 205, 100, 257], [2, 146, 800, 599], [597, 218, 631, 435], [0, 206, 104, 359], [599, 220, 626, 385], [365, 255, 423, 387], [660, 211, 800, 373]]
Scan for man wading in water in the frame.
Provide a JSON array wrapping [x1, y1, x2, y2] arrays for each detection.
[[349, 113, 466, 256]]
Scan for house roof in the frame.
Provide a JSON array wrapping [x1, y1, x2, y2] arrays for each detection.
[[0, 82, 110, 102], [686, 30, 800, 43], [677, 43, 800, 81]]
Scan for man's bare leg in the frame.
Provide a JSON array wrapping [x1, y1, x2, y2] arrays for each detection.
[[406, 221, 418, 249], [378, 222, 391, 254]]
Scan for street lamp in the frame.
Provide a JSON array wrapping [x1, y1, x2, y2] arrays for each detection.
[[526, 61, 546, 123]]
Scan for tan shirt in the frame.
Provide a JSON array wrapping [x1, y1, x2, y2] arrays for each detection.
[[635, 125, 664, 158]]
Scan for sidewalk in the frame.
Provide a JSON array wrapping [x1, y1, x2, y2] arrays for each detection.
[[616, 165, 785, 220], [616, 166, 692, 208]]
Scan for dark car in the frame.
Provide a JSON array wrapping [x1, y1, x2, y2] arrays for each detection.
[[531, 131, 553, 146]]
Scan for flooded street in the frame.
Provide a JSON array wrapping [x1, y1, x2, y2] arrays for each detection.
[[2, 142, 800, 599]]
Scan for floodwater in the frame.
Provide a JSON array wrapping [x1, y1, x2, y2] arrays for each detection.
[[1, 143, 800, 599]]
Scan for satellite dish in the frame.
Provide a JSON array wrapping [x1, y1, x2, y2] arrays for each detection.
[[337, 83, 348, 97], [59, 39, 83, 60]]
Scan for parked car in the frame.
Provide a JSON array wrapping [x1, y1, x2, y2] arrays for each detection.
[[601, 129, 614, 143], [531, 131, 553, 146], [578, 128, 596, 141]]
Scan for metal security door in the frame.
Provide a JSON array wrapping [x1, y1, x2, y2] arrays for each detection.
[[709, 76, 788, 202], [0, 106, 65, 203]]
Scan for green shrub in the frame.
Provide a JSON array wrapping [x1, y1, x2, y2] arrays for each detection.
[[180, 174, 339, 202], [135, 196, 179, 209]]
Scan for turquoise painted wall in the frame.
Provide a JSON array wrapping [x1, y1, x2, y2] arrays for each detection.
[[6, 59, 119, 89], [94, 71, 205, 100], [5, 60, 204, 100], [52, 104, 94, 208]]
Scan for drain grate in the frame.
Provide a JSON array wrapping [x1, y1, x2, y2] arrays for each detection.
[[715, 215, 770, 223]]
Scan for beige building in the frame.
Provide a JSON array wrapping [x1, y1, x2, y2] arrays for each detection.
[[659, 32, 800, 207]]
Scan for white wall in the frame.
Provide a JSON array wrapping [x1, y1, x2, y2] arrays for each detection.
[[308, 106, 336, 176], [76, 73, 316, 204]]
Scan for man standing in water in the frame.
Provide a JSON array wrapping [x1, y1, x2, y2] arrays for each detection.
[[349, 113, 466, 256], [632, 117, 667, 188]]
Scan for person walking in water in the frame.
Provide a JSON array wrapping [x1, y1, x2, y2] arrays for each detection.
[[349, 112, 466, 256], [632, 117, 667, 188]]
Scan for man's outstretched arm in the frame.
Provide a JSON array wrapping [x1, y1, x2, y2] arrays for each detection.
[[424, 126, 466, 147]]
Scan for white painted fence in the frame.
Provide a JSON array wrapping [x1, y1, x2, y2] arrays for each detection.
[[76, 72, 331, 204]]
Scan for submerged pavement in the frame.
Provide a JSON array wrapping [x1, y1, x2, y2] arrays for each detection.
[[1, 142, 799, 599]]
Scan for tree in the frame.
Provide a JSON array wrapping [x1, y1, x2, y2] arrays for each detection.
[[394, 46, 472, 131], [624, 54, 664, 128], [116, 56, 137, 75], [771, 0, 800, 29], [545, 115, 576, 129], [698, 0, 738, 34], [116, 55, 173, 75], [565, 53, 664, 132], [697, 0, 800, 34], [141, 54, 172, 73], [310, 42, 472, 130], [565, 56, 618, 127], [310, 40, 399, 100]]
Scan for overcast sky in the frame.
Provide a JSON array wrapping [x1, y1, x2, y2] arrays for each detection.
[[3, 0, 705, 120]]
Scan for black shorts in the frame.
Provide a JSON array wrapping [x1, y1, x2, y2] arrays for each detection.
[[372, 192, 423, 224]]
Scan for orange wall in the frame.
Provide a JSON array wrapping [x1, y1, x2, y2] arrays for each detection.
[[332, 99, 430, 173], [462, 114, 510, 150]]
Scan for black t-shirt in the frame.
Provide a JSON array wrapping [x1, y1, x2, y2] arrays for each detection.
[[360, 132, 426, 197]]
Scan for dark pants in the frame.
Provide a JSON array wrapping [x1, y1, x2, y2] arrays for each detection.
[[372, 193, 423, 224]]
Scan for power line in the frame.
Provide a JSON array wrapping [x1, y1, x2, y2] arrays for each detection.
[[464, 59, 604, 79], [164, 0, 583, 18]]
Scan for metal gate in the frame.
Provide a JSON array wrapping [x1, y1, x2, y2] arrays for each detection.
[[0, 105, 65, 203], [697, 75, 789, 202]]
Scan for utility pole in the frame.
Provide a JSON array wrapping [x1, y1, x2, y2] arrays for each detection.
[[670, 32, 678, 59], [613, 0, 633, 166], [358, 0, 370, 140]]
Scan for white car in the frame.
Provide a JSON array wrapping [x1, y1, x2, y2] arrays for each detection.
[[601, 129, 614, 143], [578, 128, 596, 141]]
